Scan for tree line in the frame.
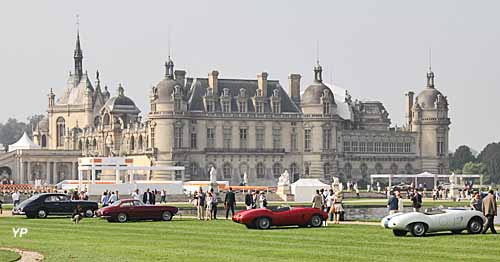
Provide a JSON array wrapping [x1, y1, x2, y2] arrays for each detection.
[[449, 144, 500, 184], [0, 115, 44, 146]]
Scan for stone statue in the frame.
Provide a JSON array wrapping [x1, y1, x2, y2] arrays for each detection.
[[243, 172, 248, 186], [449, 172, 457, 185], [277, 170, 290, 186], [209, 167, 217, 183], [331, 176, 341, 192]]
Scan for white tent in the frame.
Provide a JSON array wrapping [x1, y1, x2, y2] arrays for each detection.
[[291, 179, 330, 202], [8, 132, 41, 152]]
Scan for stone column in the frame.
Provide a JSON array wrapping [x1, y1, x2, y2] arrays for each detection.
[[19, 159, 24, 184], [53, 162, 58, 185], [27, 161, 31, 184], [71, 162, 76, 180], [46, 161, 51, 184]]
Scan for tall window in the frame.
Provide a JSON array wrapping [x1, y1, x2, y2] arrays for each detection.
[[138, 135, 143, 150], [322, 129, 331, 150], [150, 127, 155, 148], [256, 163, 265, 178], [223, 163, 232, 179], [256, 101, 264, 113], [272, 163, 282, 178], [238, 101, 246, 112], [190, 127, 197, 149], [374, 142, 381, 153], [272, 128, 281, 149], [272, 100, 280, 113], [404, 143, 411, 153], [174, 99, 182, 112], [323, 102, 330, 114], [396, 142, 403, 153], [437, 138, 445, 156], [223, 127, 232, 149], [256, 128, 264, 149], [206, 128, 215, 148], [351, 141, 358, 152], [130, 136, 135, 151], [41, 135, 47, 148], [174, 126, 183, 148], [56, 117, 65, 147], [366, 142, 374, 152], [382, 142, 389, 153], [343, 141, 351, 152], [222, 101, 230, 113], [206, 101, 214, 112], [359, 142, 366, 152], [291, 129, 298, 151], [304, 129, 312, 152], [190, 162, 199, 178], [239, 128, 248, 149]]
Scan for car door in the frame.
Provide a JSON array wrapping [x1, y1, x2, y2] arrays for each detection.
[[132, 200, 152, 220], [57, 195, 73, 215], [431, 211, 456, 231], [118, 201, 136, 219]]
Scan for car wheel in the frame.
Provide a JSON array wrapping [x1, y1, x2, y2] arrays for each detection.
[[84, 209, 94, 218], [256, 217, 271, 230], [310, 215, 323, 227], [37, 209, 48, 219], [467, 218, 483, 234], [117, 213, 128, 223], [161, 211, 173, 221], [451, 230, 462, 234], [393, 230, 408, 236], [410, 222, 427, 237]]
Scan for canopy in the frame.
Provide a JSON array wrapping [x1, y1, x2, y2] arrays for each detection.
[[8, 132, 41, 152], [291, 179, 330, 202]]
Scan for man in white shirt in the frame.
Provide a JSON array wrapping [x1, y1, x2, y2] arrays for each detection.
[[12, 191, 20, 207], [108, 192, 118, 204], [131, 189, 140, 201]]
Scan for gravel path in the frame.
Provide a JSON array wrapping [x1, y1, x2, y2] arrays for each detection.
[[0, 247, 43, 262]]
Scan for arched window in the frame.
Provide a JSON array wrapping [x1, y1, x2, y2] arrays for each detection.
[[56, 117, 65, 147], [189, 162, 199, 178], [103, 113, 111, 126], [138, 135, 143, 150], [323, 163, 331, 176], [390, 163, 398, 174], [41, 135, 47, 148], [438, 163, 444, 174], [360, 163, 368, 176], [92, 138, 97, 151], [223, 163, 232, 179], [289, 163, 298, 177], [272, 163, 282, 178], [130, 136, 135, 151], [78, 140, 82, 150], [85, 139, 90, 150], [405, 163, 413, 174], [375, 163, 383, 174], [256, 162, 265, 178]]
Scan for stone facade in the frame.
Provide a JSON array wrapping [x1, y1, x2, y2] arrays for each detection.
[[1, 33, 450, 185]]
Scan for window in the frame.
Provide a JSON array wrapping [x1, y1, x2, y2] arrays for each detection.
[[222, 101, 230, 113], [289, 163, 298, 178], [343, 141, 351, 152], [190, 127, 197, 149], [256, 128, 264, 149], [223, 127, 232, 149], [304, 129, 312, 152], [324, 163, 331, 176], [389, 143, 396, 153], [390, 163, 398, 174], [304, 162, 310, 176], [41, 135, 47, 148], [272, 128, 281, 149], [437, 138, 445, 156], [223, 163, 232, 179], [150, 127, 155, 148], [206, 101, 214, 112], [366, 142, 373, 152], [206, 128, 215, 148], [190, 162, 199, 178], [56, 117, 65, 147], [256, 101, 264, 113], [174, 127, 183, 148], [382, 142, 389, 153], [272, 163, 282, 178], [175, 98, 182, 112], [138, 135, 143, 150], [130, 136, 135, 151], [239, 101, 246, 112], [374, 142, 381, 153], [272, 101, 280, 113], [404, 143, 411, 153], [103, 114, 110, 126], [291, 129, 298, 151], [323, 102, 330, 114], [256, 163, 265, 178], [239, 128, 248, 149], [375, 163, 383, 174], [323, 129, 331, 150], [351, 141, 358, 152], [396, 142, 403, 153], [359, 142, 366, 153]]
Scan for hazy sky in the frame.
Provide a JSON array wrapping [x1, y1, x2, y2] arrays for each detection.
[[0, 0, 499, 152]]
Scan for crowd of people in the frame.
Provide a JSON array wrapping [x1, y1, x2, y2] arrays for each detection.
[[190, 187, 240, 220], [312, 189, 344, 224]]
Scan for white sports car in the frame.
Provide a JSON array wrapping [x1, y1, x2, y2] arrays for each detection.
[[381, 208, 486, 237]]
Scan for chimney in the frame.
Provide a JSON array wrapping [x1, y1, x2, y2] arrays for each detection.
[[208, 70, 219, 95], [257, 72, 268, 97], [288, 74, 301, 105], [405, 91, 414, 128], [174, 70, 186, 86]]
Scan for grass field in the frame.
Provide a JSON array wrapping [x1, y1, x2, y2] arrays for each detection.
[[0, 249, 20, 262], [0, 216, 499, 261]]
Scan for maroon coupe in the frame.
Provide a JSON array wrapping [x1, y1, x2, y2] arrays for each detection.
[[96, 199, 178, 223], [232, 206, 328, 229]]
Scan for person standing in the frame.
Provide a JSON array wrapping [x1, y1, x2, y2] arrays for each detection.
[[481, 190, 497, 234], [470, 192, 482, 211], [108, 191, 117, 204], [224, 187, 236, 219], [377, 182, 381, 193], [244, 190, 253, 210], [312, 190, 323, 209], [11, 190, 20, 208], [131, 189, 140, 200], [115, 191, 120, 201], [387, 191, 399, 215], [160, 189, 166, 204], [196, 189, 206, 220], [100, 191, 109, 207], [411, 190, 422, 212], [143, 188, 153, 205], [333, 192, 344, 224], [325, 189, 335, 221], [252, 191, 259, 209], [206, 192, 213, 220], [210, 188, 218, 219], [397, 191, 404, 213], [259, 191, 267, 208]]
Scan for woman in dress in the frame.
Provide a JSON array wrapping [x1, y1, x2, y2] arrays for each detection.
[[326, 189, 335, 221], [205, 192, 213, 220], [333, 192, 344, 224]]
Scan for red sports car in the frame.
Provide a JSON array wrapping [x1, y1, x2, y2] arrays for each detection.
[[96, 199, 178, 223], [232, 206, 328, 229]]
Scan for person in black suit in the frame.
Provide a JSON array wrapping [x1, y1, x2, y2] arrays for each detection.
[[224, 187, 236, 219], [244, 190, 253, 210], [143, 188, 154, 205]]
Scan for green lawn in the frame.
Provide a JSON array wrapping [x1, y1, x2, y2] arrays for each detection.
[[0, 216, 499, 261], [0, 250, 20, 262]]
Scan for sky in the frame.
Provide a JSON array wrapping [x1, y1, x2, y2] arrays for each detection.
[[0, 0, 499, 152]]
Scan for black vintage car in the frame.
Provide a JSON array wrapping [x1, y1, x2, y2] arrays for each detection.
[[12, 193, 98, 218]]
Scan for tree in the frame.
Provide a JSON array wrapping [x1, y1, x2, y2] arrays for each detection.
[[462, 162, 489, 183], [449, 145, 476, 171], [0, 114, 44, 146], [477, 143, 500, 184]]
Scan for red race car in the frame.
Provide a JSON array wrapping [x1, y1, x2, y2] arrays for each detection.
[[96, 199, 178, 223], [232, 206, 328, 229]]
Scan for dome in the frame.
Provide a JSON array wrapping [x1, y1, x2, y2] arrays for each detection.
[[416, 87, 442, 109], [102, 85, 140, 114], [156, 78, 180, 102], [37, 118, 49, 131], [301, 82, 333, 104]]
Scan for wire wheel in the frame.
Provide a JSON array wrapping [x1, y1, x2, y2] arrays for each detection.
[[310, 215, 323, 227], [117, 213, 128, 223], [161, 211, 173, 221], [410, 222, 427, 237], [257, 217, 271, 230]]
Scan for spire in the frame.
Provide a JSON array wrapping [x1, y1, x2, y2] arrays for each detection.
[[74, 14, 83, 81], [426, 48, 435, 88]]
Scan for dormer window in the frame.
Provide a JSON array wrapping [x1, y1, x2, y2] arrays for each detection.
[[221, 88, 231, 113], [271, 89, 280, 113], [222, 101, 231, 112], [175, 98, 182, 112], [256, 101, 264, 113], [238, 101, 246, 112], [206, 101, 214, 112], [323, 101, 330, 114]]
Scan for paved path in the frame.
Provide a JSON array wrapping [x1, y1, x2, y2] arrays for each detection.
[[0, 247, 43, 262]]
